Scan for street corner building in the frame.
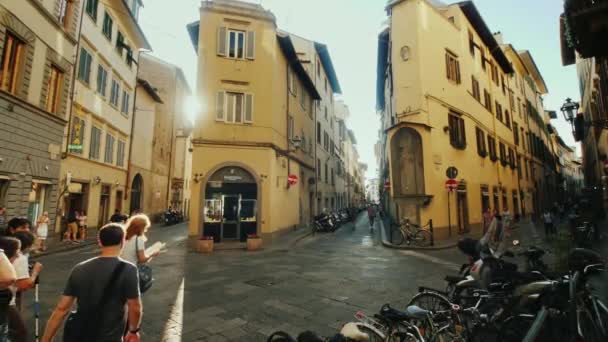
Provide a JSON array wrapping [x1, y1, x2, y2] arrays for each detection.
[[0, 0, 78, 227], [59, 0, 151, 231], [376, 0, 564, 240], [186, 0, 362, 244]]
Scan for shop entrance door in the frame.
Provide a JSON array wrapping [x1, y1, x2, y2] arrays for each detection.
[[221, 195, 240, 240], [99, 185, 110, 227]]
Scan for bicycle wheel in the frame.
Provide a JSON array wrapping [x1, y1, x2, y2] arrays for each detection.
[[392, 227, 405, 245], [578, 307, 605, 342], [355, 324, 385, 342], [413, 230, 432, 247], [408, 291, 452, 312]]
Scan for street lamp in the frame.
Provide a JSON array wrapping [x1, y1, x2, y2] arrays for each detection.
[[560, 97, 579, 130]]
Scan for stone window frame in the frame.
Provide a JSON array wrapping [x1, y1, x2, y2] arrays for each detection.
[[40, 49, 72, 118], [54, 0, 81, 38], [0, 8, 37, 101]]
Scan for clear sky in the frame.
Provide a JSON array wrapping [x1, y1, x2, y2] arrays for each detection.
[[139, 0, 579, 179]]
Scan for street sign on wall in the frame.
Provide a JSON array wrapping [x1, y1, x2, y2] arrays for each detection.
[[288, 174, 298, 186], [445, 179, 458, 192]]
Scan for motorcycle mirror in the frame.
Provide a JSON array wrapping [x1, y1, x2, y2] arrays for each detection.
[[512, 240, 520, 246]]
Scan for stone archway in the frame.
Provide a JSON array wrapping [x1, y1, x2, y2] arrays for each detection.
[[130, 174, 143, 213], [391, 127, 425, 223], [202, 166, 259, 242]]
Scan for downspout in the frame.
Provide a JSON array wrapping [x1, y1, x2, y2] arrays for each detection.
[[165, 70, 178, 210], [56, 0, 87, 233], [125, 50, 142, 210], [286, 62, 291, 190]]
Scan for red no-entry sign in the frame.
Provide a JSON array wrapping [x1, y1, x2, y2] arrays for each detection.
[[288, 174, 298, 186], [445, 179, 458, 192]]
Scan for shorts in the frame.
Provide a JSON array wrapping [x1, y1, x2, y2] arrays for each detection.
[[67, 222, 78, 235]]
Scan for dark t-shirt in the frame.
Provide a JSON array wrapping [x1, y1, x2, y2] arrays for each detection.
[[110, 214, 124, 223], [63, 257, 139, 342]]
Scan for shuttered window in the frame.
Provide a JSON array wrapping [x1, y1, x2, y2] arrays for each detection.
[[46, 66, 63, 114], [288, 115, 294, 140], [499, 143, 507, 166], [448, 113, 466, 149], [89, 126, 102, 160], [110, 79, 120, 107], [513, 122, 519, 145], [86, 0, 99, 21], [215, 91, 253, 124], [483, 89, 492, 112], [316, 122, 321, 143], [505, 110, 511, 128], [117, 140, 125, 167], [217, 27, 255, 60], [104, 133, 114, 164], [121, 90, 130, 114], [475, 127, 486, 157], [445, 52, 461, 84], [471, 76, 480, 101], [96, 65, 108, 96], [488, 135, 497, 161], [102, 12, 113, 40], [496, 102, 503, 121], [77, 48, 92, 84]]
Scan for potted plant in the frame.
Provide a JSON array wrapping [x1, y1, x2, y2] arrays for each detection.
[[246, 234, 262, 251], [197, 236, 214, 254]]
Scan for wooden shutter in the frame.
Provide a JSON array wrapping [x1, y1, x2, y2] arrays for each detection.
[[216, 91, 225, 121], [244, 93, 253, 123], [455, 60, 461, 84], [246, 31, 255, 59], [287, 67, 292, 93], [445, 54, 450, 79], [217, 26, 227, 56]]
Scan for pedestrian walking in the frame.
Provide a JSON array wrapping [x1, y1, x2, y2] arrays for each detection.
[[10, 231, 43, 342], [36, 212, 49, 252], [367, 205, 376, 228], [65, 210, 79, 242], [0, 237, 19, 341], [77, 210, 87, 241], [122, 214, 162, 294], [543, 210, 554, 239], [110, 209, 127, 223], [41, 223, 142, 342]]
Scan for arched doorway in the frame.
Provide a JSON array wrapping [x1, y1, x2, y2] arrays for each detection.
[[391, 127, 425, 223], [203, 166, 258, 242], [130, 174, 143, 214]]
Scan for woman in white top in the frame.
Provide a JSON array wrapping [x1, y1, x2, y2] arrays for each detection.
[[36, 211, 50, 251], [121, 214, 159, 265]]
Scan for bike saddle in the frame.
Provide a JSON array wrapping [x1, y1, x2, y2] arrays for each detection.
[[445, 275, 465, 284], [569, 248, 603, 272], [380, 304, 430, 321]]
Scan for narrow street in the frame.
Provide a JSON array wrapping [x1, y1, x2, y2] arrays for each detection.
[[23, 214, 457, 341]]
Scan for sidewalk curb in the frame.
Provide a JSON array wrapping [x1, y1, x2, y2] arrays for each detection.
[[378, 217, 459, 251], [31, 240, 97, 259]]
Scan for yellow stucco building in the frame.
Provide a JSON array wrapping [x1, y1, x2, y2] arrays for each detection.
[[58, 0, 151, 230], [186, 0, 329, 242], [377, 0, 561, 239]]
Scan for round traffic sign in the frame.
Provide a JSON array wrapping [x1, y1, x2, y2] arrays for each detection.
[[288, 174, 298, 186], [446, 167, 458, 179], [445, 179, 458, 192]]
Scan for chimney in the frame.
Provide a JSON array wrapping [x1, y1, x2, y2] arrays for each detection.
[[493, 31, 504, 44]]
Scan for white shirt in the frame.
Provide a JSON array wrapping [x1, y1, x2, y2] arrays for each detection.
[[121, 236, 145, 265], [10, 254, 29, 306]]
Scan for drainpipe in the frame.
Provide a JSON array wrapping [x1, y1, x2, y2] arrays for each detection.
[[285, 62, 291, 191], [125, 50, 142, 211], [56, 1, 87, 233], [165, 70, 178, 210]]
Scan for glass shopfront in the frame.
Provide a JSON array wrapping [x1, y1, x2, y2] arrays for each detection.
[[204, 167, 257, 242]]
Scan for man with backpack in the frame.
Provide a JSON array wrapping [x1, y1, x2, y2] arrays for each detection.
[[42, 223, 142, 342]]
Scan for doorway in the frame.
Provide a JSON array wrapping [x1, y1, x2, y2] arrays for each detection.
[[98, 185, 110, 227], [204, 166, 257, 242], [130, 174, 143, 213], [115, 191, 123, 213]]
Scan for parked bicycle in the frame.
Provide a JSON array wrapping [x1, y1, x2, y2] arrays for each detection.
[[392, 218, 432, 247]]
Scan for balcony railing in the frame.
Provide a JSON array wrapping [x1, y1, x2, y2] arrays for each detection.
[[563, 0, 608, 58]]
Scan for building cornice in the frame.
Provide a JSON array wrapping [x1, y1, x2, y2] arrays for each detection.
[[0, 90, 67, 126]]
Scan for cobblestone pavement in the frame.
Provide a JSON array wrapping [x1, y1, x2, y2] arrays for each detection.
[[23, 214, 462, 341]]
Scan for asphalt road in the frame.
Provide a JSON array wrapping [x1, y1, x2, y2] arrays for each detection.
[[22, 214, 459, 341]]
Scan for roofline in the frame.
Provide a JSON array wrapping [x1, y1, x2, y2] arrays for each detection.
[[277, 34, 321, 100], [140, 53, 192, 94], [137, 78, 163, 103], [121, 0, 152, 50], [456, 1, 513, 74], [314, 42, 342, 94], [518, 50, 549, 94]]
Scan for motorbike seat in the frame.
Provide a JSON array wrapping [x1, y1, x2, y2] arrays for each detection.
[[380, 304, 430, 321], [445, 275, 465, 284]]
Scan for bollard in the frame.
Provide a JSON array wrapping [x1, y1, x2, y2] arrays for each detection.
[[429, 219, 434, 246]]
